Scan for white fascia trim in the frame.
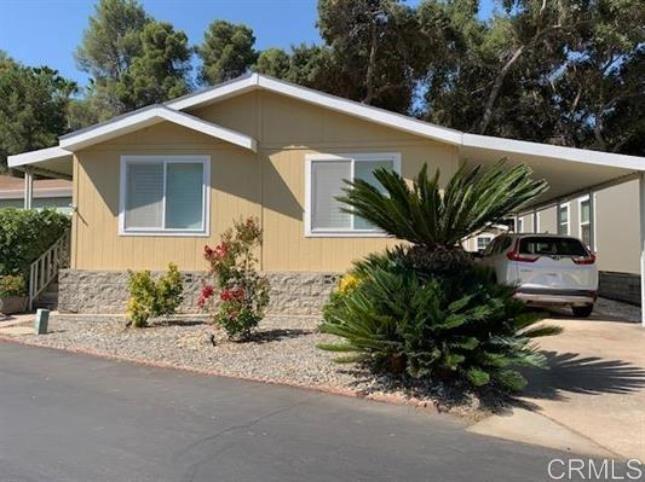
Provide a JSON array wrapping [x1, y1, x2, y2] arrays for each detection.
[[60, 106, 257, 152], [463, 133, 645, 171], [166, 73, 259, 110], [166, 74, 645, 171], [7, 146, 72, 168]]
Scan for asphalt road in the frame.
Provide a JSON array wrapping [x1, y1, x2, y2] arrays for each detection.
[[0, 342, 581, 482]]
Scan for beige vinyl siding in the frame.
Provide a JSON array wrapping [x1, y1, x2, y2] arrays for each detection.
[[538, 206, 557, 234], [73, 90, 459, 272], [594, 180, 639, 274], [72, 123, 261, 271]]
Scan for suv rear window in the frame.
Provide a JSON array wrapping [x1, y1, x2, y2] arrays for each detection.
[[519, 237, 588, 256]]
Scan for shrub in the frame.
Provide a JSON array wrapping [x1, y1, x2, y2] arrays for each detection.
[[321, 251, 560, 391], [319, 162, 560, 393], [0, 208, 70, 277], [199, 217, 270, 340], [126, 263, 184, 328], [0, 274, 26, 297]]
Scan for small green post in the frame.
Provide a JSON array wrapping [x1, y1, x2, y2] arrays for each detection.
[[34, 309, 49, 335]]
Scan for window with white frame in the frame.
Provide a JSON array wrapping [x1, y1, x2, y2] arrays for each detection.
[[476, 235, 493, 252], [305, 153, 401, 236], [120, 155, 210, 235], [517, 217, 524, 233], [557, 203, 570, 235], [578, 195, 592, 248]]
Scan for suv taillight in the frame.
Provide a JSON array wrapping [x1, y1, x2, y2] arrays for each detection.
[[506, 251, 539, 262], [572, 253, 596, 265], [506, 240, 539, 262]]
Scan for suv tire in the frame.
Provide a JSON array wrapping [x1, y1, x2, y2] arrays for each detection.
[[571, 304, 594, 318]]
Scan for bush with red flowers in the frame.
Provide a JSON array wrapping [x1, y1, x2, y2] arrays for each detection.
[[200, 217, 270, 340]]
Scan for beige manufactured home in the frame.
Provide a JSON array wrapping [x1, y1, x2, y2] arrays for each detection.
[[8, 74, 645, 320]]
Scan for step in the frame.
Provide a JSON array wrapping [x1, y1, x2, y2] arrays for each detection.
[[38, 292, 58, 302], [34, 301, 58, 311]]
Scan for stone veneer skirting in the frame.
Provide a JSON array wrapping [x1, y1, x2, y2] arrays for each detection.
[[58, 270, 341, 316], [598, 271, 640, 306]]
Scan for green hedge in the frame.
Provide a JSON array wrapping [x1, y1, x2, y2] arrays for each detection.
[[0, 208, 71, 277]]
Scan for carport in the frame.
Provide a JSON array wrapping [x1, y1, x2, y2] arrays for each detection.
[[460, 134, 645, 325]]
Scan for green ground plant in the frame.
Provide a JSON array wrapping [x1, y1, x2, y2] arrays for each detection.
[[0, 274, 26, 298], [126, 263, 183, 328]]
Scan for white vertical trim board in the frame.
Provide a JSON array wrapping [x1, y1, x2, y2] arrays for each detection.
[[119, 155, 211, 237], [304, 152, 401, 237], [577, 194, 591, 248], [592, 192, 598, 251], [557, 202, 571, 235]]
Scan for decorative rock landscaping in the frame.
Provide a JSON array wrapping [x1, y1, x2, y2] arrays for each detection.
[[1, 313, 488, 419]]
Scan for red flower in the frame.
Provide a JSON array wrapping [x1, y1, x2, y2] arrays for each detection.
[[213, 242, 229, 259], [197, 284, 215, 308], [220, 286, 245, 302]]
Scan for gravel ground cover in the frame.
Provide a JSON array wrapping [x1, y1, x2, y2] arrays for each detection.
[[5, 314, 488, 419], [4, 297, 636, 419]]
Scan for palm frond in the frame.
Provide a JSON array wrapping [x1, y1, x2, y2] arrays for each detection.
[[337, 160, 548, 247]]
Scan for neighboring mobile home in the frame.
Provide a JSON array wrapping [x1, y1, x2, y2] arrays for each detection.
[[8, 74, 645, 318], [0, 175, 72, 212]]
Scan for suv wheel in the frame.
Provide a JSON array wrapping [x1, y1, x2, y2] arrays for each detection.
[[571, 304, 594, 318]]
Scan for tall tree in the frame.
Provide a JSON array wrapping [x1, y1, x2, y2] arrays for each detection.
[[0, 54, 76, 171], [197, 21, 258, 84], [75, 0, 195, 118], [75, 0, 149, 82], [255, 48, 290, 78], [416, 0, 644, 154], [317, 0, 424, 112], [75, 0, 150, 118], [116, 21, 191, 109]]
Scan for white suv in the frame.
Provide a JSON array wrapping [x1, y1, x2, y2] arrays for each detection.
[[479, 233, 598, 317]]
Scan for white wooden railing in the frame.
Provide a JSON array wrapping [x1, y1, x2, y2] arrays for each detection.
[[28, 229, 71, 311]]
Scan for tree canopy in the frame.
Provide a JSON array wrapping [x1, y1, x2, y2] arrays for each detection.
[[1, 0, 642, 161], [197, 20, 258, 84], [0, 52, 76, 171]]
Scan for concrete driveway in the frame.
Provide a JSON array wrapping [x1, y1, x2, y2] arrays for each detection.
[[470, 310, 645, 461], [0, 342, 591, 482]]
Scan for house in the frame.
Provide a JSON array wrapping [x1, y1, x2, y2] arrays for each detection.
[[7, 73, 645, 321], [463, 224, 510, 253], [0, 174, 72, 212]]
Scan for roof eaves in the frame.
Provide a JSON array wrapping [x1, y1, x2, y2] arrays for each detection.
[[462, 134, 645, 171]]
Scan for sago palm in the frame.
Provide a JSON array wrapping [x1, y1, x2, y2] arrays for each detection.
[[337, 160, 548, 249]]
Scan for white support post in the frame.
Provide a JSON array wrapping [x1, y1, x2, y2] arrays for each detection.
[[638, 171, 645, 328], [23, 168, 33, 210]]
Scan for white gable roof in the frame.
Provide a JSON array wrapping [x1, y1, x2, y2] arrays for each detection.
[[165, 73, 645, 172], [167, 73, 464, 146], [8, 73, 645, 177], [58, 105, 257, 152], [8, 146, 73, 168]]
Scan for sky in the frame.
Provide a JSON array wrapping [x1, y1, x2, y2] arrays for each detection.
[[0, 0, 495, 88]]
